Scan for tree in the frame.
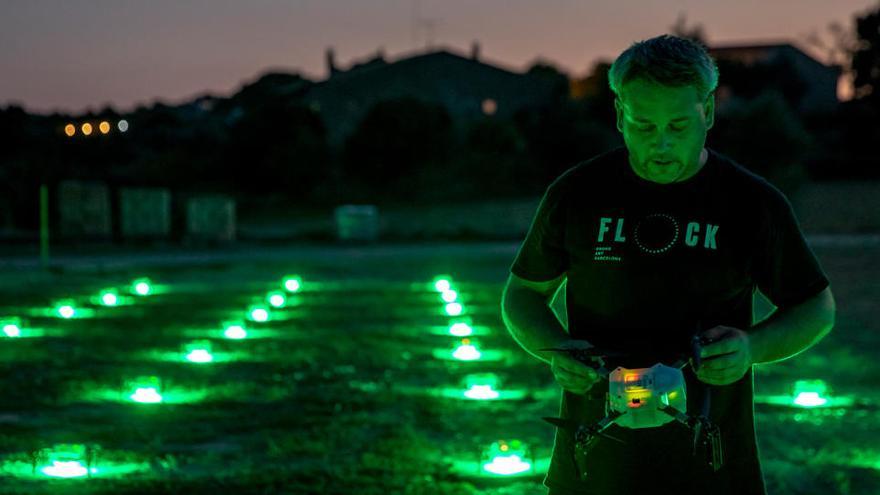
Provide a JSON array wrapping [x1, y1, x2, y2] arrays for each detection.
[[709, 90, 812, 195], [222, 101, 331, 199], [525, 60, 571, 103], [851, 4, 880, 104], [342, 98, 453, 202], [447, 117, 531, 198], [669, 12, 709, 47]]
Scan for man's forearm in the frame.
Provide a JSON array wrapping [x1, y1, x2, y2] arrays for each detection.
[[501, 286, 572, 365], [748, 288, 836, 365]]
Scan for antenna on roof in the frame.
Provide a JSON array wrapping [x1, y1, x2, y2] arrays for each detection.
[[419, 18, 440, 49], [411, 0, 441, 50]]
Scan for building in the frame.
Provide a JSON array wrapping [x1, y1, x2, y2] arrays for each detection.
[[302, 43, 560, 146], [707, 40, 842, 114]]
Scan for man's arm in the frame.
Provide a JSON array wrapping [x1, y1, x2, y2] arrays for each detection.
[[748, 286, 836, 365], [501, 272, 570, 365]]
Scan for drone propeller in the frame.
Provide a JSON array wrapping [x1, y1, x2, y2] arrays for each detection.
[[540, 347, 628, 360], [657, 405, 724, 471], [542, 416, 626, 445]]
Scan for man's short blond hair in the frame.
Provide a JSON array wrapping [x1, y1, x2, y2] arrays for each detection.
[[608, 34, 720, 103]]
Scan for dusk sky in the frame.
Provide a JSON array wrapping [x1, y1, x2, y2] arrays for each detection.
[[2, 0, 877, 114]]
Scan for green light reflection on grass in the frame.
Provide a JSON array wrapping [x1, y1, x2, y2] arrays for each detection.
[[754, 394, 854, 408], [179, 327, 283, 340], [431, 346, 508, 362], [431, 386, 528, 401], [78, 386, 208, 405], [447, 455, 550, 478], [141, 349, 251, 364], [0, 457, 149, 479]]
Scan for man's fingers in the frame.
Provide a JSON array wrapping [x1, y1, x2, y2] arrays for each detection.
[[556, 365, 594, 383], [558, 357, 597, 378]]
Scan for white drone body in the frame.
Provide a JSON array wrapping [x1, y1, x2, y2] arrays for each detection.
[[607, 363, 688, 429]]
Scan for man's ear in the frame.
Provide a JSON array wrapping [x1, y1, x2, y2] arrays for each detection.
[[614, 97, 624, 134], [704, 92, 715, 131]]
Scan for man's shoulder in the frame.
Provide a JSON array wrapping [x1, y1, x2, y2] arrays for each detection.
[[708, 148, 789, 204]]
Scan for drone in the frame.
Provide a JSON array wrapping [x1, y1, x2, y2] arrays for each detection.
[[541, 330, 724, 480]]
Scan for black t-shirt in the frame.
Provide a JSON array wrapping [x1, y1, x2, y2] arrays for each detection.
[[510, 146, 830, 495]]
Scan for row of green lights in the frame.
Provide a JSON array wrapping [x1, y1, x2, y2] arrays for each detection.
[[162, 277, 306, 365], [19, 273, 503, 477], [44, 278, 155, 319], [434, 273, 536, 481], [121, 276, 307, 370], [170, 276, 306, 364]]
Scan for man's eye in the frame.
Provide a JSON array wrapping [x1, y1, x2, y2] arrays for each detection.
[[637, 125, 653, 132], [671, 125, 686, 131]]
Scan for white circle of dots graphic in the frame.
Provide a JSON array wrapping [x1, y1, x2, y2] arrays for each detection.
[[634, 213, 680, 255]]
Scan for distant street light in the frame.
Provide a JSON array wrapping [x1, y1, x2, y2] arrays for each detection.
[[81, 123, 93, 136], [118, 120, 129, 132], [98, 121, 111, 134], [64, 124, 76, 137]]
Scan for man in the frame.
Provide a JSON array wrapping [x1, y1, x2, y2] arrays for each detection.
[[500, 34, 835, 495]]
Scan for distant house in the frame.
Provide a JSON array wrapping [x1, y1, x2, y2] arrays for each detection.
[[302, 43, 559, 146], [707, 41, 842, 114]]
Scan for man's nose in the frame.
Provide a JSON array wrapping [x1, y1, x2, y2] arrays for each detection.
[[653, 132, 675, 151]]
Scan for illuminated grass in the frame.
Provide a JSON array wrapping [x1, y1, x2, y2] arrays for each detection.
[[431, 340, 509, 362], [0, 445, 150, 479]]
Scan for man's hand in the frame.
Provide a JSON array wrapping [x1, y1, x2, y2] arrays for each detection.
[[692, 325, 754, 386], [550, 340, 602, 394]]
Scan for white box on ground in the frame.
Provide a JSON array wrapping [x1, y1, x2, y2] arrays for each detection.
[[120, 187, 171, 239], [58, 180, 112, 239], [334, 204, 379, 241], [186, 195, 236, 241]]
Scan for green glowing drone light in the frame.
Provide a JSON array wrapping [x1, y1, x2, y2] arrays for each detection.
[[283, 276, 302, 292], [441, 290, 458, 303], [43, 460, 91, 478], [793, 379, 830, 408], [130, 388, 162, 403], [125, 376, 163, 404], [449, 322, 473, 337], [464, 385, 500, 400], [462, 373, 500, 399], [481, 440, 533, 476], [100, 290, 119, 307], [183, 340, 214, 364], [2, 443, 153, 479], [432, 341, 507, 362], [464, 372, 499, 389], [132, 278, 152, 296], [267, 292, 286, 308], [452, 339, 481, 361], [248, 306, 270, 322], [444, 302, 463, 316], [2, 318, 22, 338], [433, 275, 453, 292], [484, 455, 531, 475], [186, 349, 213, 363], [223, 324, 247, 340], [56, 304, 76, 319], [37, 444, 97, 479], [447, 446, 549, 478]]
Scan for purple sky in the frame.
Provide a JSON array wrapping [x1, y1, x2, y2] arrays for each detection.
[[1, 0, 876, 114]]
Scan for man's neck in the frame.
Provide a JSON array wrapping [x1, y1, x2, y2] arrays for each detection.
[[676, 148, 708, 182]]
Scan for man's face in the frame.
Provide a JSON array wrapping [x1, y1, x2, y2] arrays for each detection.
[[614, 78, 714, 184]]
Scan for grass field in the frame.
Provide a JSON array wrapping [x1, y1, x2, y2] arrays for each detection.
[[0, 240, 876, 495]]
